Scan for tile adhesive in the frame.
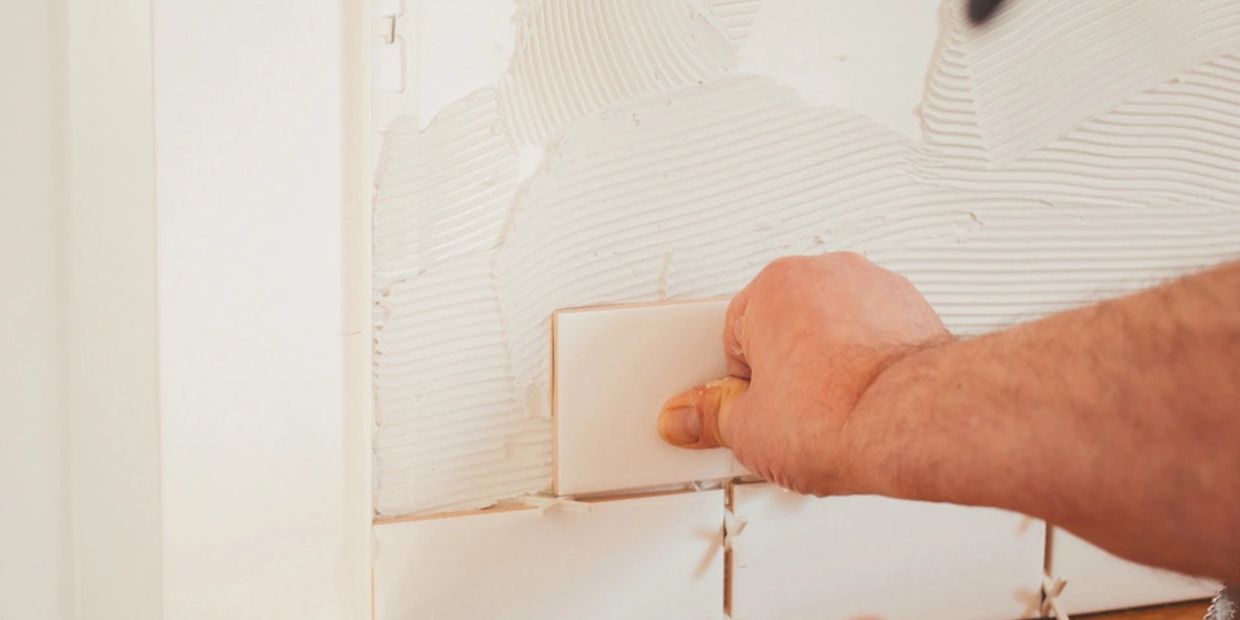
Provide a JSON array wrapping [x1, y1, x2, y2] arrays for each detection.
[[372, 0, 1240, 516]]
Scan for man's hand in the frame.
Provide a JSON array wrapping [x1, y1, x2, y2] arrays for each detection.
[[657, 252, 950, 495], [657, 253, 1240, 583]]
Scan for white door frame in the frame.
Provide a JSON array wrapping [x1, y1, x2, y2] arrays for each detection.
[[62, 1, 372, 617]]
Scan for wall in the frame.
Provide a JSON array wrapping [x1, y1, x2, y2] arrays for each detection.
[[371, 0, 1240, 518], [153, 1, 370, 618], [0, 1, 70, 617]]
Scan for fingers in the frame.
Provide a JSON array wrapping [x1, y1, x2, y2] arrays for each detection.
[[659, 290, 753, 450], [658, 376, 750, 449], [723, 291, 752, 378]]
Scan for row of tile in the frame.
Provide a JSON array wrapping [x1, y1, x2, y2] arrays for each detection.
[[373, 485, 1216, 619], [380, 301, 1213, 617]]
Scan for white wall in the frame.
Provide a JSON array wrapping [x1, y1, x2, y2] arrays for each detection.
[[0, 1, 70, 617], [153, 1, 370, 618]]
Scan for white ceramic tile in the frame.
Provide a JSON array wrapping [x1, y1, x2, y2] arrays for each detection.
[[730, 484, 1045, 620], [373, 490, 725, 620], [1049, 528, 1218, 614], [553, 300, 746, 495]]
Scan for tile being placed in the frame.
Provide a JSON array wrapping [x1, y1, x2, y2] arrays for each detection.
[[730, 484, 1045, 620], [553, 300, 746, 495], [1049, 527, 1217, 614], [373, 490, 725, 620]]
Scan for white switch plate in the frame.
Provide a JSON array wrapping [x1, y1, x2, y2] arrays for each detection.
[[373, 490, 725, 620], [553, 299, 747, 495], [730, 483, 1046, 620], [1048, 527, 1217, 614]]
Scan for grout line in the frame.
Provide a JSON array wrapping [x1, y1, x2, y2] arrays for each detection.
[[1044, 524, 1056, 614], [587, 486, 724, 504], [724, 480, 735, 617], [1045, 525, 1056, 576], [552, 296, 731, 315], [551, 311, 560, 495], [373, 503, 533, 525], [372, 485, 732, 526]]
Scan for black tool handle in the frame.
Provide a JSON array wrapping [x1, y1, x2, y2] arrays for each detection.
[[968, 0, 1008, 24]]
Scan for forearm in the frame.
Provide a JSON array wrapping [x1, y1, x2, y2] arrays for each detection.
[[846, 261, 1240, 581]]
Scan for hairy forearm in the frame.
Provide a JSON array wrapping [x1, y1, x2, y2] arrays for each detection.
[[846, 261, 1240, 581]]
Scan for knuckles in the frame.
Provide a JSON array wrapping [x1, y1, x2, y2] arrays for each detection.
[[758, 252, 877, 288], [758, 255, 812, 281]]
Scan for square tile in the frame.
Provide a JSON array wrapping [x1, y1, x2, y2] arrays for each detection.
[[553, 300, 745, 495], [730, 484, 1045, 619], [1049, 527, 1218, 614], [374, 490, 725, 620]]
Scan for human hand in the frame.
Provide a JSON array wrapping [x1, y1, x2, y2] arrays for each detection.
[[657, 253, 951, 495]]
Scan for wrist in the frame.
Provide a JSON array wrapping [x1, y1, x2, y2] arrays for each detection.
[[837, 340, 952, 500]]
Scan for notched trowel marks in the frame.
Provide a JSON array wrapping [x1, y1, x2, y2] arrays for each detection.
[[925, 0, 1240, 164], [919, 1, 1240, 207], [499, 0, 737, 145], [373, 0, 1240, 516]]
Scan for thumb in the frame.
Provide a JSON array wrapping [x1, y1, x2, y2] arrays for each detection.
[[658, 376, 750, 449]]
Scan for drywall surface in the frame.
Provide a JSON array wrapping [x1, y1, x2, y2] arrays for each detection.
[[732, 0, 941, 139], [373, 0, 1240, 516]]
